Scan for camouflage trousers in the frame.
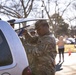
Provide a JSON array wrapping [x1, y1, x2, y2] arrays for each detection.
[[31, 64, 55, 75], [24, 45, 56, 75], [30, 57, 56, 75]]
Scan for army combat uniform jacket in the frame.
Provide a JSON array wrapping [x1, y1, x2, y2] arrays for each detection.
[[25, 33, 57, 75]]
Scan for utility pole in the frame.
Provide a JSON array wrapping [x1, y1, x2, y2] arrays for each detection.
[[48, 0, 50, 13], [41, 3, 44, 18]]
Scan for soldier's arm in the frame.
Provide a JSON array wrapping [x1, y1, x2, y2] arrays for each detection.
[[23, 30, 38, 44]]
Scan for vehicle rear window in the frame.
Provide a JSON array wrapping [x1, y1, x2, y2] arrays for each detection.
[[0, 30, 13, 66]]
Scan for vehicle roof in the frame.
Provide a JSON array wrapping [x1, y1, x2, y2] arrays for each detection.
[[7, 18, 48, 24]]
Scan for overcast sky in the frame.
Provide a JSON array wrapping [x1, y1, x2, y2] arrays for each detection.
[[0, 0, 76, 26]]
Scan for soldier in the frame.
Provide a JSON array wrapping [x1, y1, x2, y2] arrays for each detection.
[[23, 20, 57, 75], [7, 19, 15, 28]]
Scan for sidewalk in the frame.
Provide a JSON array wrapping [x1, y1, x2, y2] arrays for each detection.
[[55, 53, 76, 75]]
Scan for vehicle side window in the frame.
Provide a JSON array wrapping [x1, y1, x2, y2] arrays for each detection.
[[0, 30, 13, 66]]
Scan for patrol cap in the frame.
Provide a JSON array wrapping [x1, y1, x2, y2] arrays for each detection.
[[7, 19, 15, 28], [35, 20, 49, 29], [7, 19, 15, 24]]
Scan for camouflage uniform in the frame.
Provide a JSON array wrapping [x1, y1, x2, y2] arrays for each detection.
[[20, 37, 36, 70], [25, 33, 57, 75]]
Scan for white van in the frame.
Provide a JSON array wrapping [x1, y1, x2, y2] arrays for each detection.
[[0, 20, 32, 75]]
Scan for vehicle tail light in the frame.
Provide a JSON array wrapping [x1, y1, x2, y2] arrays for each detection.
[[22, 66, 32, 75]]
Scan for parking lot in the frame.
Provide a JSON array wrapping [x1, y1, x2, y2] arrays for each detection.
[[55, 53, 76, 75]]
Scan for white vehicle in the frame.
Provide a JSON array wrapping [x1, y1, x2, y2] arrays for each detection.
[[68, 37, 75, 44], [65, 38, 75, 44], [0, 20, 32, 75]]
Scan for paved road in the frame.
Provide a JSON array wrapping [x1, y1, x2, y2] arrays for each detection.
[[55, 53, 76, 75]]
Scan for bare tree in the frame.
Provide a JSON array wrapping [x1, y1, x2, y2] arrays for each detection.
[[0, 0, 34, 19], [41, 0, 76, 35]]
